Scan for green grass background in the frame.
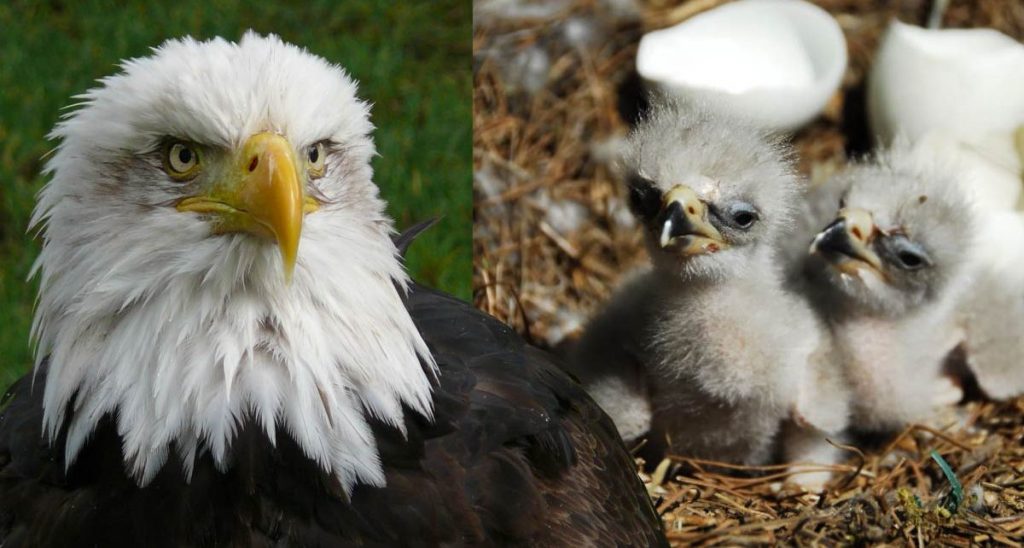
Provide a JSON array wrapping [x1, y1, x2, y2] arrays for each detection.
[[0, 1, 471, 388]]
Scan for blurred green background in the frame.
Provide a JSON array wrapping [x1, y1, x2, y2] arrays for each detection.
[[0, 1, 471, 387]]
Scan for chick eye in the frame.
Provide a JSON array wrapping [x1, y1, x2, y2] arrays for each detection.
[[897, 251, 926, 270], [884, 236, 932, 271], [164, 142, 200, 179], [728, 203, 759, 229], [626, 172, 662, 221], [306, 142, 326, 177]]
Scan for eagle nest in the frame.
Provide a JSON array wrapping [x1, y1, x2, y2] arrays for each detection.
[[473, 0, 1024, 544]]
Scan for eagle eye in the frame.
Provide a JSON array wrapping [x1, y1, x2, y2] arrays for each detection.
[[898, 251, 925, 269], [306, 142, 326, 178], [883, 236, 932, 271], [627, 172, 661, 221], [164, 142, 201, 180], [727, 202, 759, 230]]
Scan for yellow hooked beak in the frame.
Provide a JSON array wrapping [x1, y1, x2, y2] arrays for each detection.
[[658, 184, 728, 255], [809, 207, 884, 276], [176, 132, 319, 282]]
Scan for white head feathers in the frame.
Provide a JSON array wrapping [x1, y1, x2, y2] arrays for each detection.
[[29, 32, 435, 493]]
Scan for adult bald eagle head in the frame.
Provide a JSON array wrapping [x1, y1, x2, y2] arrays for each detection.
[[30, 32, 430, 491], [1, 33, 665, 546]]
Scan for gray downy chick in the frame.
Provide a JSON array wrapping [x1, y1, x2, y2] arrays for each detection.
[[570, 99, 825, 466], [795, 142, 974, 433]]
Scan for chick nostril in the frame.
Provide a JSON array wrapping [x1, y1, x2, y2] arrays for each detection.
[[248, 156, 259, 172]]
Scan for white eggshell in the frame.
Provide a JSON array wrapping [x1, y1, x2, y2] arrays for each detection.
[[868, 20, 1024, 144], [912, 130, 1022, 212], [636, 0, 847, 132]]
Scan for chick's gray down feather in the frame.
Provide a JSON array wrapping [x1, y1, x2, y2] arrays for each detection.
[[569, 99, 829, 466]]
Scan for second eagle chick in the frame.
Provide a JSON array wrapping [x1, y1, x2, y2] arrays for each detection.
[[570, 100, 825, 465], [794, 143, 974, 432]]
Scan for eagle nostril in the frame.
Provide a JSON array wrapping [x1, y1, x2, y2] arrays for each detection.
[[851, 227, 862, 240], [248, 156, 259, 172]]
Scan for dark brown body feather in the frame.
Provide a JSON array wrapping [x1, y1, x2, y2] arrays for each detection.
[[0, 284, 666, 547]]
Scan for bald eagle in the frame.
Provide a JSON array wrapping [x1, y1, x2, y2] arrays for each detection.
[[0, 33, 665, 546]]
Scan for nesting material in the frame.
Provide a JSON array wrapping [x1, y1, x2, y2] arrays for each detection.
[[474, 0, 1024, 543], [648, 399, 1024, 545]]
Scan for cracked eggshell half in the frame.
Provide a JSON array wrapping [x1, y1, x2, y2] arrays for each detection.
[[636, 0, 847, 132], [868, 19, 1024, 144]]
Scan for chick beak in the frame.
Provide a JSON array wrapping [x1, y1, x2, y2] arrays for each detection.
[[177, 132, 318, 282], [658, 184, 727, 255], [809, 207, 883, 274]]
